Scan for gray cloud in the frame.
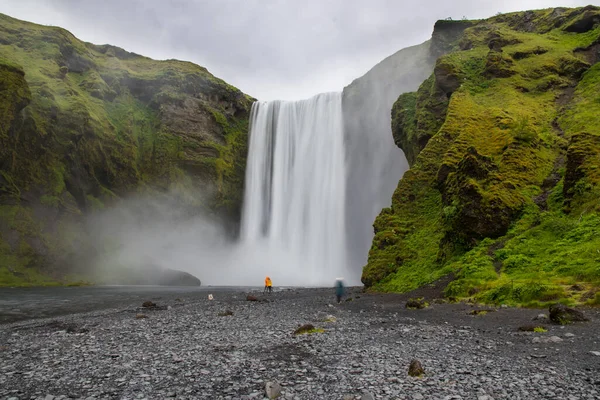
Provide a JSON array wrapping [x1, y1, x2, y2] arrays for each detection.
[[0, 0, 593, 99]]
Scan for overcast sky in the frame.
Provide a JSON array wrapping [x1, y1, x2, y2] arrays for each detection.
[[0, 0, 593, 100]]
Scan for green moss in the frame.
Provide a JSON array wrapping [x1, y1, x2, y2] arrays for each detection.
[[0, 12, 252, 285], [364, 5, 600, 305]]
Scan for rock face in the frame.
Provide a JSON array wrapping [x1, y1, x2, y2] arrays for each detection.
[[0, 13, 253, 285], [342, 20, 472, 272], [363, 6, 600, 305]]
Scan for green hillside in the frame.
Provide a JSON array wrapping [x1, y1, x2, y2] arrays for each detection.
[[363, 6, 600, 306], [0, 13, 253, 285]]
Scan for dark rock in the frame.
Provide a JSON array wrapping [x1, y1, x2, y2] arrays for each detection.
[[246, 295, 258, 302], [564, 9, 600, 33], [434, 59, 462, 97], [142, 301, 157, 308], [469, 309, 495, 316], [408, 359, 425, 377], [218, 310, 234, 317], [549, 303, 588, 325], [136, 314, 148, 319], [294, 324, 315, 335], [431, 20, 476, 58]]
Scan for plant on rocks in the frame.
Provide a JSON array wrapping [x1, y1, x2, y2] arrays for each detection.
[[406, 298, 429, 309], [293, 324, 324, 335]]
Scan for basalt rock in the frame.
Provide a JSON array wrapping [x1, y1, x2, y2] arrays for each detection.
[[549, 303, 588, 325]]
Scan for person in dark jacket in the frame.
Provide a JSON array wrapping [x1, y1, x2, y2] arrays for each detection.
[[335, 278, 345, 303]]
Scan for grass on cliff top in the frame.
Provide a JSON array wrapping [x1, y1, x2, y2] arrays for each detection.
[[365, 9, 600, 305]]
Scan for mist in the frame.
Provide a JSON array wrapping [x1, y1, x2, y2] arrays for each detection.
[[77, 188, 352, 287]]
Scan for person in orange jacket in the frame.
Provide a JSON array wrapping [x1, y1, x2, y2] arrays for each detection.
[[264, 276, 272, 294]]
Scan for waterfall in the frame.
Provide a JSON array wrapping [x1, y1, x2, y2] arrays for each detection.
[[240, 92, 349, 286]]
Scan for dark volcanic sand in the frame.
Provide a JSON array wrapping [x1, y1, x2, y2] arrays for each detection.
[[0, 286, 599, 400]]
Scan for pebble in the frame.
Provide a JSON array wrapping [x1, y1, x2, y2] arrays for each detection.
[[0, 289, 598, 399]]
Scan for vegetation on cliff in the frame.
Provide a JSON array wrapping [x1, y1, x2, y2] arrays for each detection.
[[0, 13, 253, 286], [364, 5, 600, 306]]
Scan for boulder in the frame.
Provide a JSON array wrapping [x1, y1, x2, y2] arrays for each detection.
[[549, 303, 588, 325], [265, 381, 281, 399], [408, 359, 425, 377]]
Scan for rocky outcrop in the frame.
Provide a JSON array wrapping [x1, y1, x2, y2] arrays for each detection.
[[363, 6, 600, 305], [342, 20, 471, 271], [0, 13, 253, 285]]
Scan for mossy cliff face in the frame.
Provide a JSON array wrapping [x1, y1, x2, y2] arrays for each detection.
[[0, 13, 253, 285], [342, 20, 473, 271], [365, 6, 600, 306]]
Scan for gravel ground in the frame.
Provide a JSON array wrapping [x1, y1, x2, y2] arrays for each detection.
[[1, 287, 599, 400]]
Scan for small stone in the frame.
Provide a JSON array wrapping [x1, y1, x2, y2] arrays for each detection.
[[361, 393, 375, 400], [533, 313, 548, 320], [45, 396, 55, 400], [564, 333, 575, 337], [265, 381, 282, 399], [590, 351, 600, 356], [413, 394, 425, 400]]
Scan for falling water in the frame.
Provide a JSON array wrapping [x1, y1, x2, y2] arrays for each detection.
[[240, 92, 349, 286]]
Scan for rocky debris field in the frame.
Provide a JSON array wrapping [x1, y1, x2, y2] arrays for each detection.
[[1, 287, 599, 400]]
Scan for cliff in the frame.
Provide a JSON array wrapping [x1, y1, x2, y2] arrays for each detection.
[[0, 13, 253, 285], [342, 20, 473, 270], [363, 6, 600, 306]]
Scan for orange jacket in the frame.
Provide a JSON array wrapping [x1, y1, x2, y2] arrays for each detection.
[[265, 277, 272, 287]]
